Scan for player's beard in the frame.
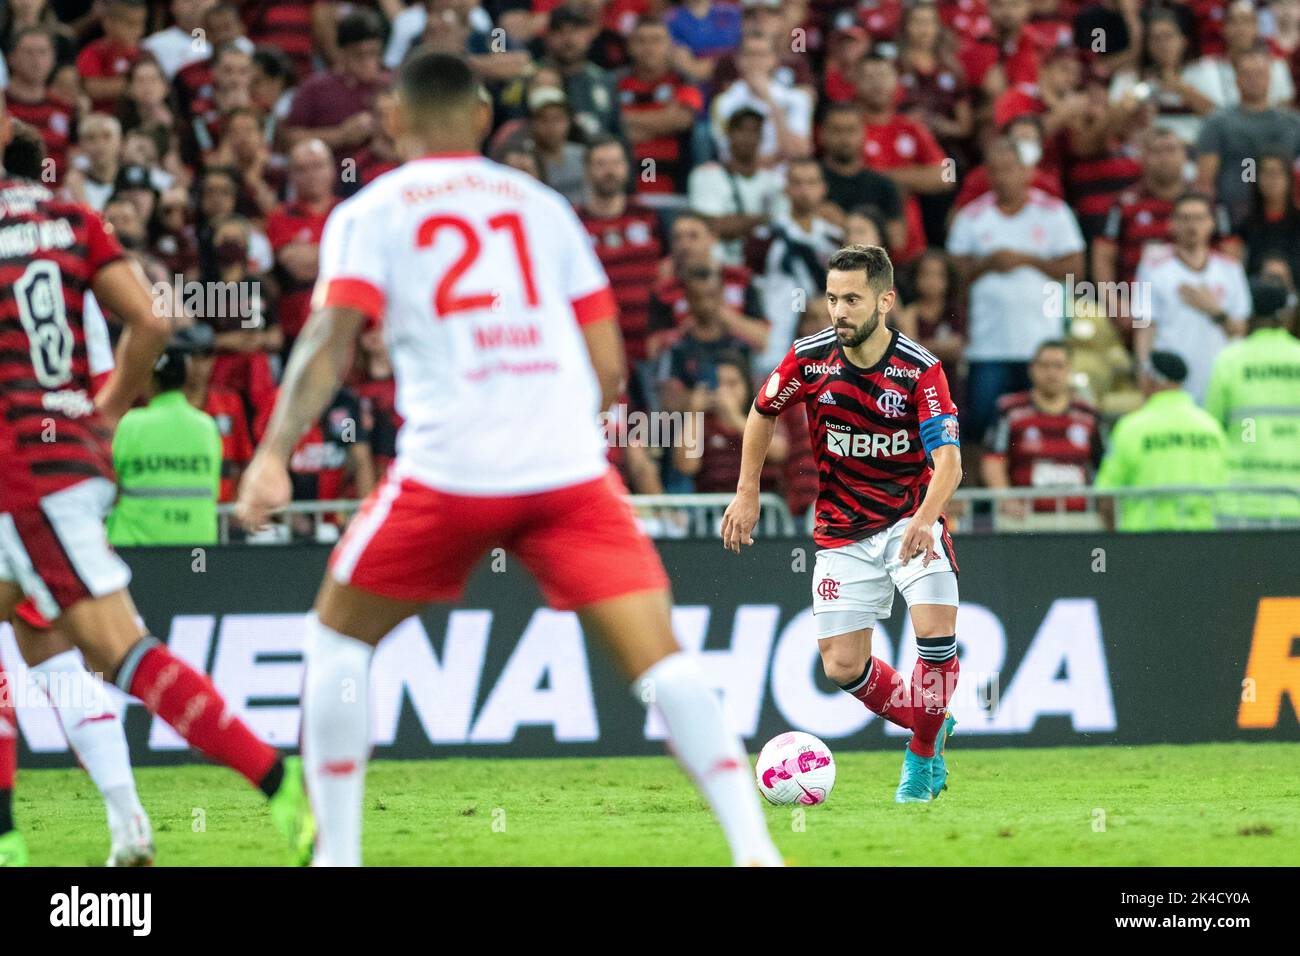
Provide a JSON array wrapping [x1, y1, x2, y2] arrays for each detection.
[[838, 306, 881, 348]]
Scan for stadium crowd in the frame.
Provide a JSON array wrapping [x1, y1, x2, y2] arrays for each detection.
[[4, 0, 1300, 531]]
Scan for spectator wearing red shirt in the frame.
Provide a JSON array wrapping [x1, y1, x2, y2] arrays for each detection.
[[578, 136, 666, 371], [1092, 128, 1190, 290], [75, 0, 147, 115], [981, 339, 1104, 515], [244, 0, 316, 83], [183, 342, 254, 504], [183, 43, 256, 166], [647, 211, 768, 359], [284, 10, 389, 165], [822, 25, 871, 103], [958, 0, 1040, 98], [174, 3, 253, 123], [618, 18, 704, 198], [266, 139, 339, 351], [855, 54, 953, 263], [4, 28, 75, 183], [897, 2, 973, 164], [994, 50, 1085, 138]]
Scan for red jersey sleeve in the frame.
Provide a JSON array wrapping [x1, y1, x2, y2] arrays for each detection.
[[753, 348, 807, 417], [910, 118, 947, 166], [85, 209, 125, 274], [673, 83, 704, 114], [915, 362, 960, 452]]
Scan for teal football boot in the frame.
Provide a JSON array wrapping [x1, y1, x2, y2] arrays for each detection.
[[894, 747, 934, 803], [930, 713, 957, 799]]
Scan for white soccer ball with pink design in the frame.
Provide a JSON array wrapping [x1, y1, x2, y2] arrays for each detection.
[[755, 731, 836, 806]]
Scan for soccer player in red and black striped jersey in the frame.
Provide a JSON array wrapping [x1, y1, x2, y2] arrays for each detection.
[[0, 97, 314, 866], [722, 244, 962, 803]]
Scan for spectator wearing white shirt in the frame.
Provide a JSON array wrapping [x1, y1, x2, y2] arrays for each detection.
[[710, 32, 812, 165], [143, 0, 213, 79], [1133, 193, 1251, 404], [946, 136, 1086, 444], [1183, 1, 1295, 108], [687, 106, 785, 266], [755, 158, 842, 373], [384, 0, 494, 69]]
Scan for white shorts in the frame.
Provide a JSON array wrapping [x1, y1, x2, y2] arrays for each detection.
[[812, 515, 958, 639], [0, 478, 132, 621]]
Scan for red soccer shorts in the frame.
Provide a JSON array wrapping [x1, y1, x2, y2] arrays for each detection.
[[328, 469, 670, 610]]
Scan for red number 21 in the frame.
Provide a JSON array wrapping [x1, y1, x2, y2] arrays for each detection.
[[416, 212, 539, 318]]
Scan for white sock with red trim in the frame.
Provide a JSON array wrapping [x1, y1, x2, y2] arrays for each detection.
[[29, 650, 146, 833], [302, 613, 372, 867], [635, 652, 782, 866]]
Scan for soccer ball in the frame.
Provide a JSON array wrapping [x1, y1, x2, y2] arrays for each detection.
[[755, 731, 836, 806]]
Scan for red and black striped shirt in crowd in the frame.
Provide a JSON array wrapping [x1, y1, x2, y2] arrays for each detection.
[[1061, 149, 1141, 243], [754, 326, 960, 548], [0, 180, 123, 503], [243, 0, 316, 82], [6, 92, 76, 183], [616, 71, 702, 195], [985, 390, 1104, 512], [577, 201, 664, 363]]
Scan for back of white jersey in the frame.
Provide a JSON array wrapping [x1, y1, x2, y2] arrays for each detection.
[[313, 154, 615, 494]]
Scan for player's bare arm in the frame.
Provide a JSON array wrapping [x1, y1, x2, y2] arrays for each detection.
[[236, 304, 365, 529], [899, 444, 962, 568], [721, 408, 777, 553], [90, 258, 171, 424], [580, 316, 627, 411]]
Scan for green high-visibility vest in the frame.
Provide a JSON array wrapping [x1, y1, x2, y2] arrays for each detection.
[[1204, 327, 1300, 519], [1094, 389, 1229, 531], [107, 390, 221, 546]]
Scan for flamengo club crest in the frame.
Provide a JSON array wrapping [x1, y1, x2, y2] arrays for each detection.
[[876, 389, 906, 418], [816, 578, 840, 600]]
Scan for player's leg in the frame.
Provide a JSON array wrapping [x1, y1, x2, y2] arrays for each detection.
[[889, 518, 962, 802], [306, 579, 424, 867], [515, 471, 781, 866], [304, 475, 481, 866], [0, 579, 28, 865], [8, 484, 313, 862], [813, 542, 921, 729], [575, 589, 781, 865], [12, 606, 152, 866]]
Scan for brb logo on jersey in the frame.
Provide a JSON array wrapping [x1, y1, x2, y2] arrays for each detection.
[[876, 389, 907, 419], [825, 423, 911, 458]]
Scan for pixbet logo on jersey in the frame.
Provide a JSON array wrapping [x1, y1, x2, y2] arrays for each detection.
[[824, 423, 911, 458], [802, 362, 841, 377]]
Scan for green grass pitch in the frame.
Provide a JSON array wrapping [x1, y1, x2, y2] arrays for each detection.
[[14, 742, 1300, 866]]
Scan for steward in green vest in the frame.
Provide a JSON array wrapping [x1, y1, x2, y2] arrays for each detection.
[[108, 326, 222, 546], [1204, 278, 1300, 521], [1095, 351, 1229, 531]]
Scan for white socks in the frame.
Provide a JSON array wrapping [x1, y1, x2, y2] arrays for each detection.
[[635, 652, 781, 866], [30, 651, 144, 828], [301, 613, 373, 867]]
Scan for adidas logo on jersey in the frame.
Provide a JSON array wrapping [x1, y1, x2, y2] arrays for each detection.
[[818, 391, 837, 405]]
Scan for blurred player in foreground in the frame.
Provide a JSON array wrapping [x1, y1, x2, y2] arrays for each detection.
[[237, 51, 782, 867], [722, 245, 963, 803], [0, 95, 313, 866]]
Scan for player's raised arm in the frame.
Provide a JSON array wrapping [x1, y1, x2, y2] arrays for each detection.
[[89, 242, 171, 425]]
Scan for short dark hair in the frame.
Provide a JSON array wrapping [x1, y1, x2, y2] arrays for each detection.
[[337, 9, 384, 48], [252, 46, 293, 82], [585, 134, 628, 163], [1033, 339, 1073, 361], [671, 209, 714, 234], [109, 0, 146, 12], [399, 50, 480, 119], [1172, 191, 1215, 215], [827, 243, 894, 293]]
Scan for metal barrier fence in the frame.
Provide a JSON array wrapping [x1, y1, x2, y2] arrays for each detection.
[[215, 485, 1300, 542]]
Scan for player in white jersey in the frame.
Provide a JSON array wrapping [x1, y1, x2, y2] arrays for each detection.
[[236, 51, 781, 867]]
